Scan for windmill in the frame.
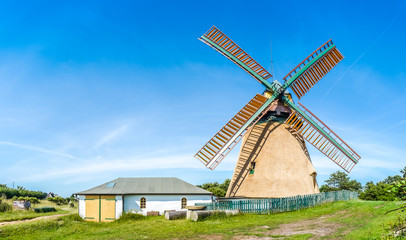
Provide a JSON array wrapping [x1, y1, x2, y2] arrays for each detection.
[[194, 26, 361, 198]]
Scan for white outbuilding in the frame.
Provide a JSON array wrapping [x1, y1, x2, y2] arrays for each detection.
[[76, 177, 212, 222]]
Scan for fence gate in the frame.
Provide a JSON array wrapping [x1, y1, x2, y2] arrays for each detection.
[[84, 195, 116, 222]]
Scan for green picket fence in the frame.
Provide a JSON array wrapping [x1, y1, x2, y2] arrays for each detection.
[[195, 191, 358, 214]]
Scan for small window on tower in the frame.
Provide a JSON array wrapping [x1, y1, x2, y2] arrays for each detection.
[[140, 197, 146, 209], [249, 162, 256, 174]]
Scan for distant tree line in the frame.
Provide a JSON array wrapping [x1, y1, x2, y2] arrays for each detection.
[[197, 166, 406, 201], [0, 184, 47, 199], [306, 166, 406, 201]]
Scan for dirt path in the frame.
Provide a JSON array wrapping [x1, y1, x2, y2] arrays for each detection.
[[0, 214, 70, 227], [264, 215, 341, 239], [198, 212, 346, 240]]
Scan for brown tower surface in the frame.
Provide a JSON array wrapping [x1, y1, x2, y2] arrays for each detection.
[[226, 121, 320, 198]]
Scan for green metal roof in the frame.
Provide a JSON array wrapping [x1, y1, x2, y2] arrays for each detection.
[[76, 177, 212, 195]]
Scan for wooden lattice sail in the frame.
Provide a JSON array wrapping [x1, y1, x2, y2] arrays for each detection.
[[284, 102, 360, 172], [195, 94, 272, 169], [283, 40, 344, 99]]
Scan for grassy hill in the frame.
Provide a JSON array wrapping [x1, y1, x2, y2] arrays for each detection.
[[0, 200, 404, 239]]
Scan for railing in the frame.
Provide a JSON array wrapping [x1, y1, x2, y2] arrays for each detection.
[[195, 191, 358, 214]]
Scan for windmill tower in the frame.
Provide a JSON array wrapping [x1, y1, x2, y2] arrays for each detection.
[[194, 26, 361, 198]]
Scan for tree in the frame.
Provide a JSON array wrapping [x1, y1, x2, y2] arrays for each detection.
[[320, 171, 362, 193], [359, 181, 397, 201], [401, 166, 406, 178], [197, 179, 230, 197], [382, 175, 403, 184]]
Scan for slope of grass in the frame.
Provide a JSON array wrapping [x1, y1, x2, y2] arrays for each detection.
[[0, 200, 402, 240], [0, 200, 77, 222]]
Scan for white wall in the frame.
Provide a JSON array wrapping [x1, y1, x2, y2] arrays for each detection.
[[124, 195, 212, 215], [78, 195, 85, 218], [115, 195, 123, 219]]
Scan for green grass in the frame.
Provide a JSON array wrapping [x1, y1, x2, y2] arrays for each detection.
[[0, 200, 403, 240], [0, 200, 77, 222]]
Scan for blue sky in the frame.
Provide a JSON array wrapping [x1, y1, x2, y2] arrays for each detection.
[[0, 1, 405, 196]]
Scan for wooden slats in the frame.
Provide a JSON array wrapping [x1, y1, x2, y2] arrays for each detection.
[[200, 26, 272, 82], [194, 94, 269, 169], [284, 103, 360, 173], [290, 47, 343, 99], [283, 39, 344, 99]]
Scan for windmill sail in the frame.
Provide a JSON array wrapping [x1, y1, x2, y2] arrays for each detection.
[[283, 40, 344, 99], [195, 94, 275, 170], [284, 102, 360, 172], [199, 26, 272, 86]]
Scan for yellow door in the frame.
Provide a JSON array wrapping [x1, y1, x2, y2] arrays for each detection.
[[100, 195, 116, 222], [85, 195, 99, 222]]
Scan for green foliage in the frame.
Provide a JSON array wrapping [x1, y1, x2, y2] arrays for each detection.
[[0, 184, 46, 199], [359, 166, 406, 201], [15, 196, 40, 204], [383, 210, 406, 239], [359, 181, 397, 201], [0, 199, 12, 212], [320, 171, 362, 193], [62, 213, 84, 222], [401, 167, 406, 178], [197, 179, 230, 197], [116, 212, 146, 222], [383, 175, 404, 184], [33, 207, 56, 213], [198, 211, 228, 221], [47, 196, 68, 205]]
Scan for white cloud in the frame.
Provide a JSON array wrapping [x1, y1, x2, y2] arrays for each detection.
[[0, 141, 81, 160], [17, 153, 204, 182]]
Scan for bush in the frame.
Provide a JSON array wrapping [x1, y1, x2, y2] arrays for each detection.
[[47, 197, 68, 205], [33, 207, 56, 213], [0, 185, 46, 199], [62, 214, 84, 222], [14, 196, 40, 204], [116, 213, 146, 222], [28, 197, 40, 204], [0, 201, 12, 212]]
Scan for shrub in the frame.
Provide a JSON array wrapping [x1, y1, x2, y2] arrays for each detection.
[[47, 197, 68, 205], [116, 213, 146, 222], [14, 196, 40, 204], [62, 214, 84, 222], [33, 207, 56, 213], [0, 201, 12, 212], [0, 185, 46, 199], [28, 197, 40, 204]]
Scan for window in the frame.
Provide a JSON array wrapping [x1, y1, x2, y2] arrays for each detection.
[[140, 197, 146, 209], [181, 197, 187, 209], [249, 162, 256, 174], [106, 182, 115, 188]]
